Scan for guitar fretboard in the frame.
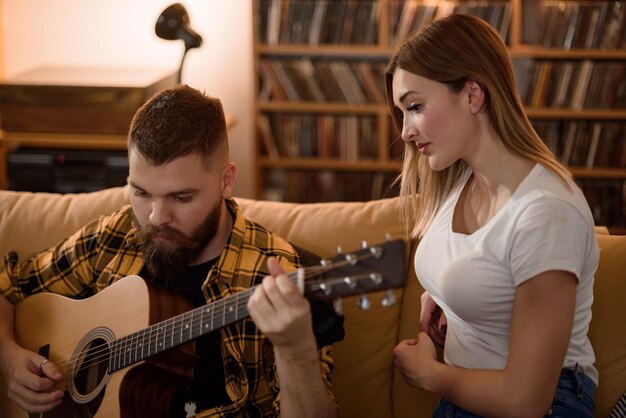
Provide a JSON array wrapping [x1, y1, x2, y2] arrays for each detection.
[[108, 287, 254, 372], [105, 239, 405, 373]]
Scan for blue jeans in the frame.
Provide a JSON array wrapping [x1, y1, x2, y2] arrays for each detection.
[[432, 368, 596, 418]]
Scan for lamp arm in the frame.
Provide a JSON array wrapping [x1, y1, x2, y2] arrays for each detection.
[[177, 47, 190, 84]]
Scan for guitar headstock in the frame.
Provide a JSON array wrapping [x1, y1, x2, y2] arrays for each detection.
[[303, 239, 407, 311]]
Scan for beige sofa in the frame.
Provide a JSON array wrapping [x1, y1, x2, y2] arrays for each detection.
[[0, 185, 624, 418]]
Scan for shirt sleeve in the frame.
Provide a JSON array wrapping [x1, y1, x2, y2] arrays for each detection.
[[509, 198, 593, 286], [0, 208, 128, 303]]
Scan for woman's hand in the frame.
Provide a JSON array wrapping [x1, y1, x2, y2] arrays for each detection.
[[393, 332, 438, 389], [419, 291, 447, 347]]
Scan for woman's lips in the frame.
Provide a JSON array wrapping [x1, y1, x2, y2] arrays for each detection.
[[417, 142, 430, 153]]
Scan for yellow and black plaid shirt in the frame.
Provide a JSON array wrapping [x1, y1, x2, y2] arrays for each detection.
[[0, 198, 336, 417]]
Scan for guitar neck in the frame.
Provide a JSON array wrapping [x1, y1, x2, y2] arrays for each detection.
[[108, 238, 406, 373], [109, 287, 254, 373]]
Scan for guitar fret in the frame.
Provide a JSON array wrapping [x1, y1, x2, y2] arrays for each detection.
[[120, 336, 127, 369], [185, 312, 191, 342], [139, 328, 145, 360], [221, 298, 226, 328], [192, 310, 198, 339], [149, 323, 156, 357], [199, 305, 204, 333], [128, 332, 135, 365], [169, 316, 175, 349], [162, 319, 170, 351], [111, 341, 118, 371]]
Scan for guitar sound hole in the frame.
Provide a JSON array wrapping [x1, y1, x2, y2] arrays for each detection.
[[73, 338, 109, 397]]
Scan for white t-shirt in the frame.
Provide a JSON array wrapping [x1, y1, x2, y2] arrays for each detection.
[[415, 163, 599, 383]]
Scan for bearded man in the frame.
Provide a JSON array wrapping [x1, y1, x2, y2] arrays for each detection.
[[0, 86, 340, 418]]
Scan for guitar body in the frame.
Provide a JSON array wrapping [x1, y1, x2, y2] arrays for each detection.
[[0, 275, 197, 418]]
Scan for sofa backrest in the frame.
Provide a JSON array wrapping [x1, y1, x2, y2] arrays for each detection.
[[0, 187, 130, 259], [0, 186, 623, 418]]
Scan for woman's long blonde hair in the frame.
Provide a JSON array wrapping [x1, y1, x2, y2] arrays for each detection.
[[384, 14, 570, 238]]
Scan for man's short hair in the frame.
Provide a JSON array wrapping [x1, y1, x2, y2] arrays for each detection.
[[128, 85, 228, 165]]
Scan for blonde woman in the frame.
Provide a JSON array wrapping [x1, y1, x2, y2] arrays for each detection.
[[386, 14, 597, 418]]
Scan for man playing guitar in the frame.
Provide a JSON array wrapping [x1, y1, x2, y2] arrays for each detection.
[[0, 85, 341, 418]]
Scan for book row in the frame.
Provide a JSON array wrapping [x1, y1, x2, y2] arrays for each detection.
[[535, 1, 626, 50], [256, 0, 512, 46], [523, 60, 625, 109], [257, 0, 379, 45], [262, 169, 399, 203], [533, 121, 625, 168], [579, 178, 626, 228], [257, 114, 380, 161], [389, 0, 511, 44], [258, 59, 387, 103]]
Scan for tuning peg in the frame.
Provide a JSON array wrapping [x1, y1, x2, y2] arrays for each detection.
[[361, 240, 368, 249], [333, 297, 343, 315], [382, 289, 397, 307], [343, 276, 357, 289], [369, 245, 383, 258], [319, 283, 333, 296], [344, 253, 357, 265], [336, 246, 343, 254], [369, 272, 383, 286], [358, 294, 371, 310], [385, 233, 393, 241]]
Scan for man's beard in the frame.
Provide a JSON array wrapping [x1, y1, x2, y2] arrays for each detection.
[[134, 202, 222, 284]]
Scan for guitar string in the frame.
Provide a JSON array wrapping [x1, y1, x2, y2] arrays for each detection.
[[49, 267, 360, 372], [49, 252, 383, 372]]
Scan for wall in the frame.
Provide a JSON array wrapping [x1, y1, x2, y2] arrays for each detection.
[[1, 0, 256, 197]]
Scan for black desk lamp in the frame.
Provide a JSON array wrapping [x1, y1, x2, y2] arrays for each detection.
[[155, 3, 203, 84]]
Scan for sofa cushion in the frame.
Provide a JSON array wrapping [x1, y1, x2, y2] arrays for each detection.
[[591, 234, 626, 418]]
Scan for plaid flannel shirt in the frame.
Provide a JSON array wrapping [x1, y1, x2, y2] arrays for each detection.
[[0, 198, 336, 417]]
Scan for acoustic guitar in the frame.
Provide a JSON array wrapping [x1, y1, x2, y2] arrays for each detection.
[[0, 239, 406, 418]]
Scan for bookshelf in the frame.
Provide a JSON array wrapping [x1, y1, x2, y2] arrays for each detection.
[[252, 0, 626, 233]]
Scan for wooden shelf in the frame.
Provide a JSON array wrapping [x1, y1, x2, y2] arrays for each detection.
[[255, 44, 392, 58], [569, 167, 626, 180], [0, 131, 128, 151], [258, 157, 399, 172], [257, 102, 386, 114], [510, 46, 626, 60], [526, 109, 626, 120]]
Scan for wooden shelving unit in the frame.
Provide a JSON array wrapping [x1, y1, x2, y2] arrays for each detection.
[[252, 0, 625, 231]]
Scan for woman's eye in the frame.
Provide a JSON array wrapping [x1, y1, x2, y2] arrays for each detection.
[[407, 103, 422, 112]]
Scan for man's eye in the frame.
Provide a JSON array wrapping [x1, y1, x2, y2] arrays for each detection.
[[174, 196, 192, 203]]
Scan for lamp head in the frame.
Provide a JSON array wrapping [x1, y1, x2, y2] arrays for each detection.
[[155, 3, 203, 51]]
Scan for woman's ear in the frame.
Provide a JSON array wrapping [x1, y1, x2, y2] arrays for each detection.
[[466, 79, 486, 114]]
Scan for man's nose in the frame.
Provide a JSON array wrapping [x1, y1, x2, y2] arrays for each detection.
[[149, 200, 172, 226]]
